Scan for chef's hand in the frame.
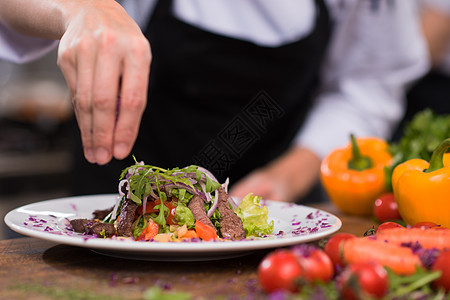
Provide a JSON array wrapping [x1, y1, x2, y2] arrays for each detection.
[[58, 0, 151, 165], [229, 147, 321, 203]]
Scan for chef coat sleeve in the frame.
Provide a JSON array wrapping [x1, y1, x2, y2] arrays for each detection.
[[423, 0, 450, 14], [0, 22, 58, 63], [294, 0, 430, 159], [0, 0, 156, 64]]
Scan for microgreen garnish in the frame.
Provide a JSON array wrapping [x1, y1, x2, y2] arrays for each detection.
[[118, 157, 221, 227]]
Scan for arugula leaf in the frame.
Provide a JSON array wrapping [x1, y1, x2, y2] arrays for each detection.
[[386, 266, 442, 298], [152, 203, 170, 226], [205, 176, 220, 193], [130, 192, 142, 205], [119, 161, 221, 228]]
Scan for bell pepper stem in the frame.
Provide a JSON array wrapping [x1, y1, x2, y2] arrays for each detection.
[[425, 138, 450, 173], [347, 134, 373, 171]]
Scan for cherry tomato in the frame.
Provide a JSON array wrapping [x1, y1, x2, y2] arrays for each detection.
[[324, 233, 356, 268], [412, 221, 439, 229], [292, 245, 334, 283], [258, 249, 303, 293], [376, 221, 404, 233], [373, 193, 402, 223], [432, 250, 450, 292], [258, 245, 334, 293], [337, 262, 388, 300]]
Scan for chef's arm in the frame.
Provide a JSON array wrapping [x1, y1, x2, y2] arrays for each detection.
[[0, 0, 68, 39], [0, 0, 151, 165]]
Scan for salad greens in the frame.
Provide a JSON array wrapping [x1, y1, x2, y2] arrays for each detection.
[[234, 193, 274, 237], [173, 204, 195, 228], [117, 159, 220, 228], [99, 157, 275, 241]]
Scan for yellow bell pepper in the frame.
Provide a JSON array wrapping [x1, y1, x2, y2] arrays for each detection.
[[320, 135, 392, 216], [392, 138, 450, 228]]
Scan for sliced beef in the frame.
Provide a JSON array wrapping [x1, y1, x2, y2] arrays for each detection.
[[92, 206, 113, 220], [217, 187, 246, 240], [69, 218, 115, 237], [87, 222, 115, 237], [188, 194, 216, 230], [69, 218, 91, 233], [116, 198, 138, 237]]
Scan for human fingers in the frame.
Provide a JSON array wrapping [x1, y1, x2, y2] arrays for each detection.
[[113, 37, 151, 160], [90, 37, 123, 165], [57, 33, 97, 163]]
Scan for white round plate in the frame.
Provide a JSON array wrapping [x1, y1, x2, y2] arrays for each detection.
[[4, 194, 341, 261]]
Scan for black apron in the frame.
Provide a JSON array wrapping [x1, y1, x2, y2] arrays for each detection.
[[70, 0, 331, 196]]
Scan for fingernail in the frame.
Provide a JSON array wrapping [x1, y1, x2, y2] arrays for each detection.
[[114, 143, 129, 159], [85, 148, 95, 163], [95, 147, 110, 164]]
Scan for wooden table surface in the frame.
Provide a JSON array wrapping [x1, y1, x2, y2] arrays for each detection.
[[0, 203, 376, 300]]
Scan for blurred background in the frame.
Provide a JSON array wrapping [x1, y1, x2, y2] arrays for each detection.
[[0, 49, 74, 239]]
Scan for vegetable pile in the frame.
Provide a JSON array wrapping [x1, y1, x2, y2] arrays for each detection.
[[321, 109, 450, 229], [69, 159, 273, 241], [257, 223, 450, 299]]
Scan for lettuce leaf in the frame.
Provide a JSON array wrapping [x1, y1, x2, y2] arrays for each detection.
[[174, 204, 195, 228], [234, 193, 273, 237]]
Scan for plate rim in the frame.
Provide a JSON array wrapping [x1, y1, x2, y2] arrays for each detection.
[[4, 194, 342, 254]]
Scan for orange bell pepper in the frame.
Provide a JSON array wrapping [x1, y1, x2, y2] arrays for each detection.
[[320, 135, 392, 216], [392, 138, 450, 228]]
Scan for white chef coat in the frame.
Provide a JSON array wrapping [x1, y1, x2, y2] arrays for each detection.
[[0, 0, 429, 159]]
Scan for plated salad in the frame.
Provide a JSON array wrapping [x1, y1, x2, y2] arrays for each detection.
[[70, 160, 273, 242]]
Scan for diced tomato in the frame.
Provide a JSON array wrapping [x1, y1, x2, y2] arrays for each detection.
[[137, 218, 159, 241], [136, 199, 178, 225], [182, 230, 198, 239], [165, 202, 177, 225], [137, 199, 161, 215], [195, 220, 218, 241]]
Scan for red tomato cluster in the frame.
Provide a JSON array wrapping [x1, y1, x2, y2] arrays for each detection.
[[325, 233, 389, 299], [257, 245, 333, 294], [258, 227, 450, 298], [257, 234, 390, 299]]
